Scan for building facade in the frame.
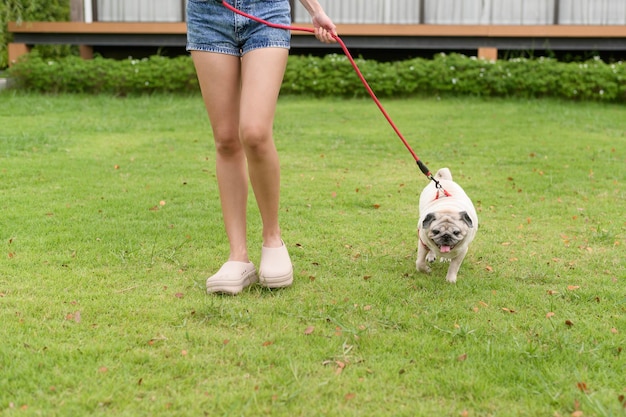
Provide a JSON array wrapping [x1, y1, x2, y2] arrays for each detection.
[[91, 0, 626, 25]]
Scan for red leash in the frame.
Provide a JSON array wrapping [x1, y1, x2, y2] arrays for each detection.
[[221, 1, 450, 195]]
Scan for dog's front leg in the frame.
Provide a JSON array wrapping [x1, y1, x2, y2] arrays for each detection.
[[445, 247, 468, 283], [416, 243, 431, 274]]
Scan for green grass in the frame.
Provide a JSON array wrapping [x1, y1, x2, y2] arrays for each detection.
[[0, 92, 625, 416]]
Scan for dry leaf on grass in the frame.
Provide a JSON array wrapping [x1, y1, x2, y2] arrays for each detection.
[[65, 311, 81, 323], [335, 361, 346, 375], [322, 360, 347, 375]]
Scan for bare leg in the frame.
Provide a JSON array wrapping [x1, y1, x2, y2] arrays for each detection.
[[191, 51, 250, 262], [240, 48, 289, 248], [238, 48, 293, 287], [192, 47, 291, 290]]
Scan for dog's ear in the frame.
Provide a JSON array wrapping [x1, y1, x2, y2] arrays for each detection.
[[422, 213, 437, 229], [459, 211, 473, 228]]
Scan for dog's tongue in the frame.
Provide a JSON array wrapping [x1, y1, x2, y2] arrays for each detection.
[[440, 245, 451, 253]]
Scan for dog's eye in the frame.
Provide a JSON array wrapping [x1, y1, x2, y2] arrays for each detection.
[[453, 231, 461, 236], [432, 230, 440, 236]]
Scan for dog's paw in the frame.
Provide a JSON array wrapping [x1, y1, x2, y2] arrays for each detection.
[[426, 252, 437, 263], [416, 261, 431, 274]]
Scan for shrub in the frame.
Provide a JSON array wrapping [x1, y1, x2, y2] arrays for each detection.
[[8, 53, 199, 94], [283, 53, 626, 102], [6, 52, 626, 102], [0, 0, 71, 69]]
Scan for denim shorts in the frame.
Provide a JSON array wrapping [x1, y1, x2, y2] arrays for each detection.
[[186, 0, 291, 56]]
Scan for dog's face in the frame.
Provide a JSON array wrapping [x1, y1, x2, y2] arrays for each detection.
[[421, 211, 474, 254]]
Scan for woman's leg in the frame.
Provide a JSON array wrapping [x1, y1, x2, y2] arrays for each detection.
[[239, 47, 289, 249], [191, 51, 250, 263], [239, 47, 293, 288]]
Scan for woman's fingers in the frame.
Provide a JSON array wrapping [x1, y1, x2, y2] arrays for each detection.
[[315, 27, 336, 43]]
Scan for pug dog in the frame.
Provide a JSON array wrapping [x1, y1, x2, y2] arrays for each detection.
[[416, 168, 478, 283]]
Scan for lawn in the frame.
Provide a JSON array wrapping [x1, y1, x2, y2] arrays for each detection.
[[0, 92, 625, 416]]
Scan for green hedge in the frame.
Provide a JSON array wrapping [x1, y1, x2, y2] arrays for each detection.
[[0, 0, 71, 69], [281, 53, 626, 101], [7, 53, 199, 94], [6, 52, 626, 101]]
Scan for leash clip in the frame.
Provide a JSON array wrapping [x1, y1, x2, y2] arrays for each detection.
[[431, 175, 452, 198], [432, 176, 443, 190], [418, 160, 452, 198]]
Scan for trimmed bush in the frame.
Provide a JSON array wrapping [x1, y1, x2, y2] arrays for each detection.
[[283, 53, 625, 101], [7, 52, 626, 102], [7, 53, 199, 94]]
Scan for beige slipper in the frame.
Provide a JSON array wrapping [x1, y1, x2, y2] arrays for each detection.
[[206, 261, 258, 295], [259, 241, 293, 288]]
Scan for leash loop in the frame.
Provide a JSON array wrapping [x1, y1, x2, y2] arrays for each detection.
[[221, 1, 450, 195]]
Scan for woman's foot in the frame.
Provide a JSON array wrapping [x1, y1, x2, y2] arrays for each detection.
[[206, 261, 258, 295], [259, 241, 293, 288]]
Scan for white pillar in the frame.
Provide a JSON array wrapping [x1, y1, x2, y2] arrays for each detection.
[[84, 0, 93, 23]]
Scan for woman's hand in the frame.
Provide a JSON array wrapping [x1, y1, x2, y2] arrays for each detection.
[[311, 12, 337, 43]]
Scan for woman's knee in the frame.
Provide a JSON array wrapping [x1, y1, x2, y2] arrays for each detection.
[[240, 124, 273, 154], [214, 130, 243, 157]]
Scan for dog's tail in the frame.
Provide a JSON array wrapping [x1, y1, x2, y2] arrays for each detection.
[[435, 168, 452, 181]]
